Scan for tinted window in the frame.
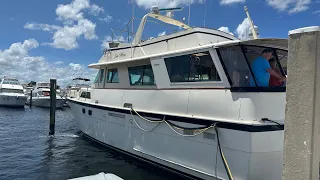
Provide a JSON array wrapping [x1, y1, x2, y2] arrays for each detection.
[[128, 65, 155, 86], [94, 69, 105, 83], [276, 49, 287, 76], [107, 68, 119, 83], [80, 92, 91, 99], [164, 51, 220, 83], [99, 69, 105, 83], [218, 46, 252, 87], [243, 46, 287, 87], [1, 89, 24, 94]]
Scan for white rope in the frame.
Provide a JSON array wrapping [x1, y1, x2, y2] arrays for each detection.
[[131, 108, 165, 123], [130, 110, 161, 132], [129, 108, 216, 137], [165, 121, 215, 137]]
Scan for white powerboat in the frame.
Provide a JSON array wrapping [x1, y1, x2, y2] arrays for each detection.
[[26, 82, 65, 108], [0, 77, 28, 108], [68, 7, 288, 180], [66, 77, 91, 99]]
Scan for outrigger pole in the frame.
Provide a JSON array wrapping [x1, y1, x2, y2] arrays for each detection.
[[244, 6, 258, 39]]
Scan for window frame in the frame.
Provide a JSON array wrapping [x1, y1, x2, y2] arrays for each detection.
[[163, 49, 224, 86], [106, 68, 119, 83], [216, 45, 287, 92], [128, 64, 155, 86]]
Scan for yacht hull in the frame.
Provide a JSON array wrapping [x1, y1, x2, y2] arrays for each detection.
[[0, 94, 27, 108], [27, 97, 65, 108], [68, 99, 284, 180]]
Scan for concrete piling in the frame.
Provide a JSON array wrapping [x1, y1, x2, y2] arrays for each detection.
[[282, 26, 320, 180]]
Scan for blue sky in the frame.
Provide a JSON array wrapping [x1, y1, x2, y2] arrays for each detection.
[[0, 0, 319, 86]]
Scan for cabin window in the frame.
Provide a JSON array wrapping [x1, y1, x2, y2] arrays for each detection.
[[243, 46, 287, 87], [0, 89, 24, 94], [42, 91, 50, 96], [128, 65, 155, 85], [219, 45, 287, 89], [218, 46, 253, 87], [80, 91, 91, 99], [164, 51, 221, 83], [94, 69, 105, 83], [276, 49, 288, 76], [106, 68, 119, 83], [2, 79, 19, 85]]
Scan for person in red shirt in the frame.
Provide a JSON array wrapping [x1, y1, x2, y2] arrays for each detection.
[[269, 58, 284, 87]]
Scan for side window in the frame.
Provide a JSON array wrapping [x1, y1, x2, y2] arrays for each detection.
[[99, 69, 105, 83], [218, 46, 253, 87], [94, 69, 105, 83], [86, 92, 91, 99], [107, 68, 119, 83], [128, 65, 155, 86], [276, 49, 287, 76], [164, 51, 221, 83], [80, 92, 91, 99]]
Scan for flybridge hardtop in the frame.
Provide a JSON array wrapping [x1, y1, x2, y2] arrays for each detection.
[[0, 77, 24, 90], [88, 6, 287, 69]]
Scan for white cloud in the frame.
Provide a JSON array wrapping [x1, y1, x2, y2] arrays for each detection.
[[54, 61, 64, 65], [42, 19, 97, 50], [313, 10, 320, 15], [24, 22, 60, 33], [158, 31, 166, 37], [266, 0, 311, 13], [219, 0, 245, 5], [235, 18, 259, 40], [89, 4, 104, 16], [24, 0, 102, 51], [217, 26, 234, 36], [99, 15, 113, 23], [0, 39, 97, 87], [135, 0, 204, 9], [56, 0, 90, 21]]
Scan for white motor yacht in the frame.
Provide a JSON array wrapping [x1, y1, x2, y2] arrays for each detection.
[[0, 77, 28, 108], [26, 82, 65, 108], [68, 7, 288, 180], [66, 77, 91, 99]]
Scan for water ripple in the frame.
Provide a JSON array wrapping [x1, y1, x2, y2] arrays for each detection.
[[0, 107, 184, 180]]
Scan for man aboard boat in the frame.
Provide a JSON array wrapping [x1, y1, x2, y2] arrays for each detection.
[[250, 48, 286, 87]]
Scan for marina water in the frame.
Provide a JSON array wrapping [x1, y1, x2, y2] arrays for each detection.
[[0, 107, 184, 180]]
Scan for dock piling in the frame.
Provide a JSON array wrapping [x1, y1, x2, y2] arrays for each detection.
[[49, 79, 57, 136], [282, 26, 320, 180], [29, 90, 32, 108]]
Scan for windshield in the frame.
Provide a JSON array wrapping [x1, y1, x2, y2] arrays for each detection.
[[1, 89, 24, 94], [218, 45, 287, 89], [2, 79, 20, 85], [38, 83, 50, 87]]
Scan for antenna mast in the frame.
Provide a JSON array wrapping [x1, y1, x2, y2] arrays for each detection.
[[132, 0, 134, 38], [188, 1, 191, 25], [244, 6, 258, 39], [204, 0, 207, 27]]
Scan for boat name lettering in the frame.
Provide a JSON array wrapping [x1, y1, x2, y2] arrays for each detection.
[[114, 53, 126, 59]]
